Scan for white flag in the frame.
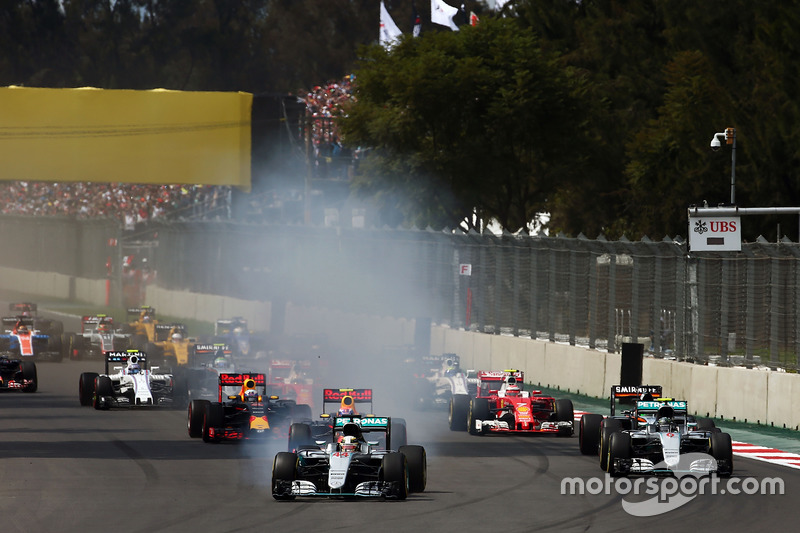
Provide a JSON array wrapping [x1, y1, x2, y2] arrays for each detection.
[[431, 0, 459, 31], [380, 1, 403, 48]]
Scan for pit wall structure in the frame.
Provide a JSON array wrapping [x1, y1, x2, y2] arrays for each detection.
[[2, 268, 798, 431]]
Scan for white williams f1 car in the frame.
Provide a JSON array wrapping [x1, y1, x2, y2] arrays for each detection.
[[78, 351, 182, 409]]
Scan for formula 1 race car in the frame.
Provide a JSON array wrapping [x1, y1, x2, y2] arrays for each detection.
[[600, 397, 733, 477], [78, 351, 181, 409], [408, 353, 472, 411], [122, 306, 158, 344], [461, 370, 574, 436], [8, 302, 64, 337], [186, 372, 312, 443], [0, 355, 38, 392], [179, 343, 236, 403], [65, 315, 131, 360], [272, 416, 426, 500], [0, 315, 63, 362], [578, 384, 664, 464], [286, 388, 408, 451], [267, 359, 314, 408]]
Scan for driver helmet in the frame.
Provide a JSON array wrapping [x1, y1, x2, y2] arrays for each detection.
[[98, 323, 111, 333], [338, 406, 354, 415], [244, 388, 257, 401], [128, 363, 141, 375], [233, 327, 245, 337], [505, 384, 521, 396], [340, 435, 358, 452], [214, 356, 228, 369], [142, 315, 152, 324], [171, 332, 183, 342], [17, 324, 28, 334]]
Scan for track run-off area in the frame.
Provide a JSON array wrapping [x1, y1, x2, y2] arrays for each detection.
[[1, 310, 799, 532]]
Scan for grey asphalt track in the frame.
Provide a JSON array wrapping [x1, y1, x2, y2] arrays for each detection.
[[0, 312, 797, 532]]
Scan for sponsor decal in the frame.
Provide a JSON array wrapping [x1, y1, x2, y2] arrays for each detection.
[[324, 389, 372, 402], [335, 417, 388, 427], [613, 385, 662, 396], [637, 400, 687, 411]]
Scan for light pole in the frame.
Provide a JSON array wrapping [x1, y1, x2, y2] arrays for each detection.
[[710, 127, 736, 205]]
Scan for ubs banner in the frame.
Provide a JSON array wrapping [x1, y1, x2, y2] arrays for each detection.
[[688, 216, 741, 251]]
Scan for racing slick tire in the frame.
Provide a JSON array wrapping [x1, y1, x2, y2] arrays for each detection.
[[188, 399, 210, 438], [272, 452, 298, 500], [599, 418, 623, 471], [60, 332, 73, 360], [696, 417, 720, 433], [607, 431, 631, 477], [554, 399, 574, 436], [449, 394, 470, 431], [468, 397, 490, 435], [391, 418, 408, 448], [202, 403, 224, 443], [710, 432, 734, 477], [291, 403, 313, 422], [21, 361, 38, 393], [93, 376, 114, 410], [79, 372, 99, 406], [579, 414, 604, 455], [381, 452, 409, 500], [399, 445, 427, 493], [288, 422, 314, 451]]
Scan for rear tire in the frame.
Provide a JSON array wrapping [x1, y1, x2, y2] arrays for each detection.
[[79, 372, 99, 406], [399, 445, 427, 493], [291, 403, 313, 421], [391, 418, 407, 448], [272, 452, 298, 500], [188, 399, 210, 438], [288, 422, 313, 451], [449, 394, 470, 431], [381, 452, 408, 500], [579, 414, 603, 455], [599, 418, 623, 471]]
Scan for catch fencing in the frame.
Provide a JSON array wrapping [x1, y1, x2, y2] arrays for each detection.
[[3, 214, 799, 371]]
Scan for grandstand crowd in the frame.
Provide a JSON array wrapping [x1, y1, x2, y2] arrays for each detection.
[[0, 76, 356, 225]]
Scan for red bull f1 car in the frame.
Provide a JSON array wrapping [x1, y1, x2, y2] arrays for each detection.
[[0, 355, 38, 392], [463, 370, 574, 436], [187, 372, 311, 443]]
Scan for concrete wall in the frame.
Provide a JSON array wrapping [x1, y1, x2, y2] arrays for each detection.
[[2, 268, 799, 430]]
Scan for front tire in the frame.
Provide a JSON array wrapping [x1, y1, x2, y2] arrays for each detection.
[[607, 431, 631, 476], [449, 394, 470, 431], [79, 372, 99, 406], [202, 403, 224, 443], [188, 399, 210, 438], [468, 397, 490, 435], [93, 376, 113, 410], [599, 418, 623, 471], [399, 445, 427, 493], [272, 452, 298, 500], [381, 452, 408, 500], [711, 432, 734, 476], [20, 361, 38, 393]]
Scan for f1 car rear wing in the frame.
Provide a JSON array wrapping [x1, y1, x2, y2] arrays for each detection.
[[218, 373, 267, 401], [127, 306, 156, 320], [193, 343, 232, 366], [2, 316, 35, 331], [81, 315, 114, 332], [9, 302, 37, 315], [635, 399, 688, 417], [609, 385, 663, 415], [215, 317, 248, 336], [154, 323, 189, 342], [332, 414, 401, 450], [322, 388, 373, 415], [105, 350, 147, 374]]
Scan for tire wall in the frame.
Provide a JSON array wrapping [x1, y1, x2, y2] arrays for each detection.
[[3, 266, 800, 431]]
